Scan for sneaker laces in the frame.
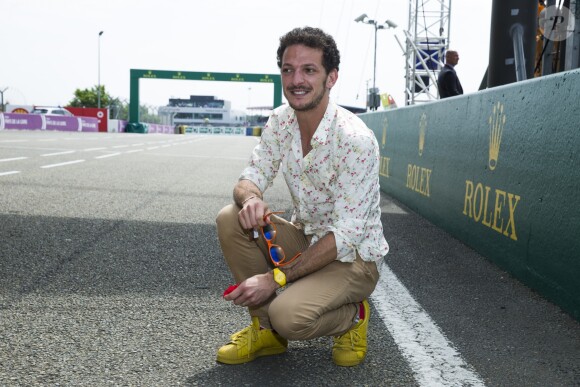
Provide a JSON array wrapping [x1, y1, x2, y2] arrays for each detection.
[[229, 324, 259, 358], [333, 328, 362, 350]]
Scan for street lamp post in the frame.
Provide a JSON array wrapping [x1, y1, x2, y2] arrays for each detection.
[[98, 31, 104, 108], [355, 14, 397, 111], [0, 87, 8, 113]]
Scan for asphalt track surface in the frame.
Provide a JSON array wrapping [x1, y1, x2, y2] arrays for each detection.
[[0, 131, 579, 386]]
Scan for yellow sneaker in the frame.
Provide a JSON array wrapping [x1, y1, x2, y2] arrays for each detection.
[[216, 317, 288, 365], [332, 299, 370, 367]]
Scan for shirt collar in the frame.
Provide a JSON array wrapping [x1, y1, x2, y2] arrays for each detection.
[[311, 100, 337, 147], [280, 100, 338, 146]]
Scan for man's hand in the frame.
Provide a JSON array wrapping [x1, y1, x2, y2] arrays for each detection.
[[238, 197, 270, 230], [233, 180, 269, 230], [223, 273, 278, 307]]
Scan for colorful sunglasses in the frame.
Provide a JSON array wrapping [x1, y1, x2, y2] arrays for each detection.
[[261, 211, 301, 267]]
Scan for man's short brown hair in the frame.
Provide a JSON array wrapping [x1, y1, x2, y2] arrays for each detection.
[[277, 27, 341, 74]]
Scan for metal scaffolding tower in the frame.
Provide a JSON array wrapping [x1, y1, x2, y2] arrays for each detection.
[[404, 0, 452, 105]]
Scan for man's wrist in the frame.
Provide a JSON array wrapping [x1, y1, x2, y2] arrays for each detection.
[[242, 195, 259, 205], [272, 268, 287, 287]]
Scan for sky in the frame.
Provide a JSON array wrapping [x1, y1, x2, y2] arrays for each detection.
[[1, 0, 491, 113]]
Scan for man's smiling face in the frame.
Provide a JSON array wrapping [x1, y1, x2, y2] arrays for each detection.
[[280, 44, 337, 112]]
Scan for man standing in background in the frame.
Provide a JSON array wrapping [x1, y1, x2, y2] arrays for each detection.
[[438, 50, 464, 98]]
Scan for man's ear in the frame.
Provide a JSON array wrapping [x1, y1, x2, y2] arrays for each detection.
[[326, 69, 338, 89]]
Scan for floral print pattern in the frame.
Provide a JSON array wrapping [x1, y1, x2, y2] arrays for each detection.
[[240, 101, 389, 262]]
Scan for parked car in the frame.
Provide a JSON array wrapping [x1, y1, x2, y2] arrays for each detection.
[[31, 106, 74, 116]]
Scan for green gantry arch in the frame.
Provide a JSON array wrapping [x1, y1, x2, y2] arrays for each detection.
[[129, 69, 283, 123]]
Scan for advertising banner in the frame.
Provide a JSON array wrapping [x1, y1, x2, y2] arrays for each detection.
[[66, 107, 108, 132], [360, 69, 580, 320], [0, 113, 98, 132], [0, 113, 43, 130], [147, 123, 174, 134]]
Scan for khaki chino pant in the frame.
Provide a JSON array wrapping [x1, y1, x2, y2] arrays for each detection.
[[216, 204, 379, 340]]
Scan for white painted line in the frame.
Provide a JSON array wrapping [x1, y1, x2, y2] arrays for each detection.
[[0, 157, 28, 162], [126, 149, 144, 154], [41, 159, 86, 169], [41, 150, 76, 157], [132, 143, 145, 147], [95, 152, 121, 159], [146, 146, 160, 150], [0, 140, 27, 143], [83, 147, 107, 152], [0, 171, 21, 176], [112, 145, 129, 149], [161, 145, 171, 148], [371, 262, 485, 387]]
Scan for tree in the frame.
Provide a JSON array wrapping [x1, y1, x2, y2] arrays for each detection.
[[140, 104, 162, 124], [68, 85, 112, 108], [68, 86, 162, 124], [109, 100, 161, 123], [108, 97, 128, 120]]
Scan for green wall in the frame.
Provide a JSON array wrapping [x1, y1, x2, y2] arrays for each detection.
[[360, 69, 580, 320]]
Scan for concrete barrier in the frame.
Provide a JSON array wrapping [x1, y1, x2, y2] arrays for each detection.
[[360, 69, 580, 320]]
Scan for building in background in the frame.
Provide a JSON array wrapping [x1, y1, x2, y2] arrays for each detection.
[[158, 95, 246, 127]]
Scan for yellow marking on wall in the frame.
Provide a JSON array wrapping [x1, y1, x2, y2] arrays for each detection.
[[419, 113, 427, 156], [463, 180, 520, 241], [381, 117, 388, 149], [489, 102, 506, 171], [380, 157, 391, 177], [406, 164, 431, 197]]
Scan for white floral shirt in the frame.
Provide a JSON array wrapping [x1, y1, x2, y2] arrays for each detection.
[[240, 101, 389, 262]]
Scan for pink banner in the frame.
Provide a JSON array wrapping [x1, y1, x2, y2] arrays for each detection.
[[146, 123, 174, 134], [0, 113, 98, 132]]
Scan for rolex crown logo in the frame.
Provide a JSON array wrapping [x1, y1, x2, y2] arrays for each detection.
[[488, 102, 506, 171], [381, 117, 388, 149], [418, 113, 427, 156]]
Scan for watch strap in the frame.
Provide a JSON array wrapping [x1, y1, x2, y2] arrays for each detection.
[[273, 268, 287, 287]]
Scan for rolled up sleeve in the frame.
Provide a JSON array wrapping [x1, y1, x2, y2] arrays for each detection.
[[239, 116, 282, 192]]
